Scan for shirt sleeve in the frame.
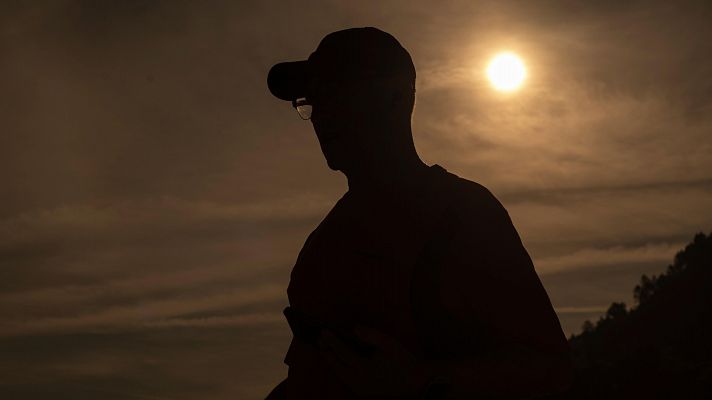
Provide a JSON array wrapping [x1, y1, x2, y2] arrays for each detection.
[[436, 184, 569, 356]]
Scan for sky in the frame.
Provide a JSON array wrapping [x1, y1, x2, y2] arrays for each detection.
[[1, 0, 711, 399]]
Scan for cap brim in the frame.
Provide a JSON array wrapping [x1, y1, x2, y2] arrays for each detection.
[[267, 60, 311, 101]]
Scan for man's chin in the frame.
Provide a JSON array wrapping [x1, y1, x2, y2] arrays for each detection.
[[325, 158, 341, 171], [321, 149, 344, 171]]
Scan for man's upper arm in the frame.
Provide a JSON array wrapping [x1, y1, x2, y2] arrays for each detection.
[[437, 184, 568, 355]]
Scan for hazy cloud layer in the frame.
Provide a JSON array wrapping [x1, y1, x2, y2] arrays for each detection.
[[2, 1, 711, 399]]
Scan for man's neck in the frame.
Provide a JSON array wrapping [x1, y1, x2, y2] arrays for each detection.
[[344, 151, 430, 193]]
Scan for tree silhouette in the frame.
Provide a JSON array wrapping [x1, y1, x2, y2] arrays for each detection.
[[633, 274, 655, 305], [561, 231, 712, 399]]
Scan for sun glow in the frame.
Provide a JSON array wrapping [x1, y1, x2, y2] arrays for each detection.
[[487, 52, 527, 92]]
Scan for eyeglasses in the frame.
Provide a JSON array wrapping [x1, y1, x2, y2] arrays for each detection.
[[292, 97, 312, 120]]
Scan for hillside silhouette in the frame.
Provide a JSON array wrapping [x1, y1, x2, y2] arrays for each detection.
[[555, 232, 712, 399]]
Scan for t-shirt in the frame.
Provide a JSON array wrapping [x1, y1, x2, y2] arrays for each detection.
[[282, 164, 568, 399]]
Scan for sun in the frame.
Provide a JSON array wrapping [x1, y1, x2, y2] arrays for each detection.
[[487, 52, 527, 92]]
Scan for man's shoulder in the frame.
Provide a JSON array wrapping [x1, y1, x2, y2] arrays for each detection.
[[433, 167, 530, 269], [433, 166, 506, 217]]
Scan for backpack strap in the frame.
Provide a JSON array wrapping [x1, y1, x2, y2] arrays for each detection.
[[409, 166, 461, 360], [409, 200, 458, 360]]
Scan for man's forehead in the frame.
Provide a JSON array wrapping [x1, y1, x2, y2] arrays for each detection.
[[306, 78, 362, 98], [307, 75, 407, 97]]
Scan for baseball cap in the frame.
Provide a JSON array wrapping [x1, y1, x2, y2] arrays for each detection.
[[267, 27, 416, 102]]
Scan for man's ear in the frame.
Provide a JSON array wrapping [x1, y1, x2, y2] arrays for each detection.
[[388, 87, 407, 109], [390, 87, 415, 117]]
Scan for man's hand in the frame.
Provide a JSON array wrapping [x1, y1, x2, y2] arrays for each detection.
[[317, 325, 433, 399]]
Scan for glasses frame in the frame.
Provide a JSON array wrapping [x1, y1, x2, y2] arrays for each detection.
[[292, 97, 312, 120], [290, 75, 414, 121]]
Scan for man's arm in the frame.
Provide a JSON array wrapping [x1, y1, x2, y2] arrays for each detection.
[[313, 185, 572, 400], [425, 186, 573, 398], [422, 344, 573, 399]]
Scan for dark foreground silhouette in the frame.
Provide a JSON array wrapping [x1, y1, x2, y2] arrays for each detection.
[[554, 232, 712, 400], [266, 27, 572, 399]]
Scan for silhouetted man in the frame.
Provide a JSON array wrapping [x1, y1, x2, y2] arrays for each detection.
[[266, 27, 572, 399]]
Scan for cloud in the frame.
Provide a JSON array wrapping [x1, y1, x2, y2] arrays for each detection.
[[0, 195, 332, 248], [0, 194, 330, 288], [554, 305, 609, 314], [535, 241, 684, 275], [0, 283, 284, 337], [1, 0, 712, 398], [507, 184, 712, 258], [143, 312, 284, 328], [0, 196, 325, 338]]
